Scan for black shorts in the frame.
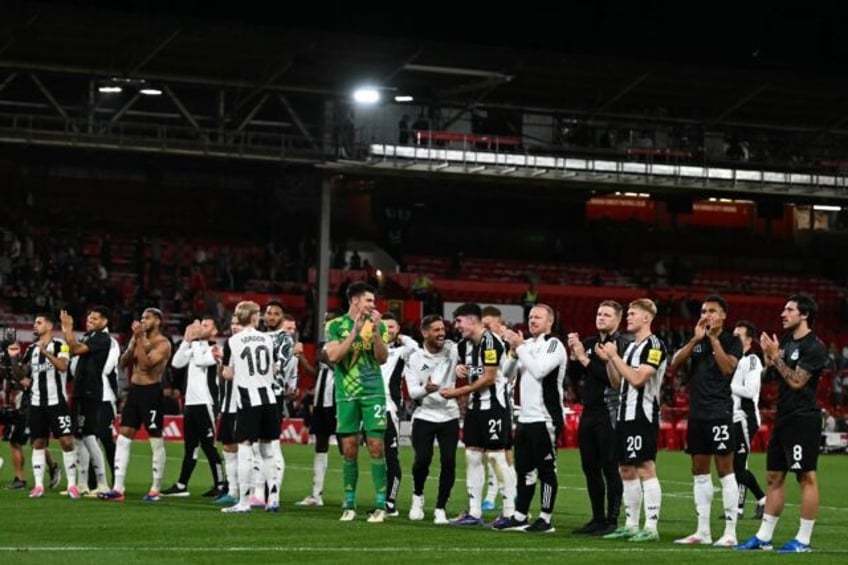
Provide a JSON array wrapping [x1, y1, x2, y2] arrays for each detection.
[[733, 420, 753, 455], [617, 418, 658, 465], [3, 409, 29, 445], [73, 398, 115, 437], [686, 417, 735, 455], [463, 405, 511, 451], [28, 404, 73, 439], [767, 414, 821, 474], [120, 383, 164, 433], [218, 412, 237, 445], [311, 405, 337, 437], [235, 403, 281, 443], [184, 404, 217, 443]]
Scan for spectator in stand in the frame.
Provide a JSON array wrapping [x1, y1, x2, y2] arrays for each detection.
[[398, 114, 411, 145], [348, 250, 362, 271], [100, 233, 112, 271], [832, 373, 843, 408], [410, 272, 433, 301], [520, 281, 539, 324], [826, 343, 842, 372]]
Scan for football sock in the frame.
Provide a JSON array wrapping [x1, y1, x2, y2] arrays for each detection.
[[371, 457, 387, 510], [693, 474, 713, 536], [313, 452, 328, 498], [342, 457, 358, 509], [62, 448, 78, 488], [150, 437, 165, 492], [113, 435, 132, 493], [622, 478, 642, 529], [643, 477, 661, 532], [32, 449, 46, 488]]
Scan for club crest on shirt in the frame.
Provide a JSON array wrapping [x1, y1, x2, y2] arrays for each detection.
[[790, 349, 799, 361], [484, 349, 497, 364]]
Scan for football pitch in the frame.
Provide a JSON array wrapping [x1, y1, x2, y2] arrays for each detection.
[[2, 442, 846, 564]]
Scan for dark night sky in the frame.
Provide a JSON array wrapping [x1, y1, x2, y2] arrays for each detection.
[[19, 0, 848, 72]]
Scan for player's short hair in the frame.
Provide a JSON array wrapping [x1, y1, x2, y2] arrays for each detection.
[[265, 300, 285, 312], [144, 307, 164, 321], [282, 313, 296, 322], [704, 294, 729, 314], [421, 314, 443, 330], [789, 293, 818, 326], [381, 312, 397, 322], [734, 320, 756, 340], [347, 281, 376, 300], [598, 300, 623, 317], [201, 314, 220, 330], [35, 312, 54, 324], [629, 298, 657, 318], [453, 302, 482, 320], [532, 303, 555, 319], [481, 306, 502, 318], [90, 305, 111, 321], [235, 301, 260, 326]]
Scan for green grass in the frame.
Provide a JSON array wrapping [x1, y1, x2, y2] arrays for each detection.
[[1, 442, 847, 564]]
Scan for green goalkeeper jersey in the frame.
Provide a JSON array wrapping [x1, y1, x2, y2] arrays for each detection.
[[325, 314, 389, 401]]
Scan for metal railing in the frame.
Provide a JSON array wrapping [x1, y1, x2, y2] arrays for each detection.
[[0, 112, 330, 162]]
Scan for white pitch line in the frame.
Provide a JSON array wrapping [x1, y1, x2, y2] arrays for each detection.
[[4, 546, 848, 554]]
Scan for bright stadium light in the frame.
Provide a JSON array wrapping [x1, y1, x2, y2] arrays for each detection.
[[394, 95, 414, 103], [98, 86, 122, 93], [813, 204, 841, 211], [353, 87, 380, 104], [140, 88, 163, 96]]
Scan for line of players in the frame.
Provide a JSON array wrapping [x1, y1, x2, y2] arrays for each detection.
[[3, 288, 826, 551]]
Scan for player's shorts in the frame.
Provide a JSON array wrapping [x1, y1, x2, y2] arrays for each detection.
[[218, 412, 237, 445], [336, 396, 387, 438], [617, 418, 658, 465], [3, 409, 29, 445], [463, 404, 511, 451], [28, 404, 73, 439], [73, 398, 115, 437], [310, 405, 336, 437], [767, 414, 821, 474], [184, 404, 217, 443], [686, 417, 735, 455], [120, 383, 164, 433], [234, 403, 281, 443]]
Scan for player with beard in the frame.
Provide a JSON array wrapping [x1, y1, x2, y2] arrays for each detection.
[[567, 300, 629, 535], [99, 308, 172, 501], [406, 314, 459, 524], [737, 294, 827, 553], [379, 311, 418, 516]]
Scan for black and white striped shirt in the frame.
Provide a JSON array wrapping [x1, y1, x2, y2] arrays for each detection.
[[618, 334, 667, 424], [514, 335, 566, 425], [313, 361, 334, 409], [457, 329, 507, 411], [225, 327, 276, 408], [26, 339, 70, 407]]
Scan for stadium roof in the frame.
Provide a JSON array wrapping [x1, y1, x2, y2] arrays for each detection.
[[2, 2, 848, 134]]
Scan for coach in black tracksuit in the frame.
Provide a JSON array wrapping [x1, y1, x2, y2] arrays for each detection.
[[567, 300, 631, 535]]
